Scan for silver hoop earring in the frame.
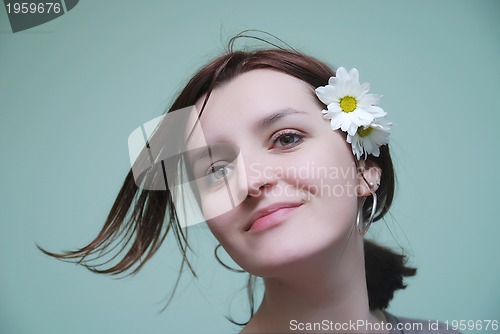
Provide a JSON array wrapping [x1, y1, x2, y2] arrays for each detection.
[[355, 192, 378, 235], [214, 244, 245, 273]]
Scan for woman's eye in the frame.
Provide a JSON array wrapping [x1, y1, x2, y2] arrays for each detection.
[[272, 131, 304, 149], [205, 163, 234, 184]]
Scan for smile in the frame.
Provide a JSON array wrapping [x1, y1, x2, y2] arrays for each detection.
[[246, 202, 303, 232]]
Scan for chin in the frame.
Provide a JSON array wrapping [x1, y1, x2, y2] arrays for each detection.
[[237, 231, 344, 277]]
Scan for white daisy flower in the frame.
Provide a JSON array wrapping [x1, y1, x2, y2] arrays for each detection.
[[315, 67, 387, 136], [347, 118, 392, 160]]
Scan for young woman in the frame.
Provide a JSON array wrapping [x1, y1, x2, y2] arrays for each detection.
[[41, 36, 461, 333]]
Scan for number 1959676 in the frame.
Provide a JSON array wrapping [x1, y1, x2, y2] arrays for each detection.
[[5, 2, 62, 14]]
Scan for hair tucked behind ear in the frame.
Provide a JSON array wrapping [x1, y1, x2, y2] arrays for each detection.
[[38, 31, 417, 325]]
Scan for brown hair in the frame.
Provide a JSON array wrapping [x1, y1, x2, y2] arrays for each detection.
[[39, 35, 416, 325]]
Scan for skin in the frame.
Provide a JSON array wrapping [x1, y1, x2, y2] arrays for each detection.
[[189, 69, 386, 333]]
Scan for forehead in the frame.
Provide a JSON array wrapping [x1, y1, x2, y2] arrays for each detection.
[[195, 69, 317, 133]]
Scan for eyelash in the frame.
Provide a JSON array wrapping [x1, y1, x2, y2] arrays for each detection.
[[270, 129, 304, 149]]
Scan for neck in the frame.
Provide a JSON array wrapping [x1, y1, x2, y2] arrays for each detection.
[[242, 235, 388, 333]]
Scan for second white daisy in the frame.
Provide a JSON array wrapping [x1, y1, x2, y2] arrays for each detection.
[[347, 118, 392, 160]]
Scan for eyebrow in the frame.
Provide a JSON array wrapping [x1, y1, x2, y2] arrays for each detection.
[[257, 108, 308, 129]]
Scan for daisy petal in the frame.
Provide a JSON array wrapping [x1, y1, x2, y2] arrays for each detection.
[[329, 113, 344, 130], [347, 123, 359, 136], [348, 68, 359, 82], [368, 105, 387, 117], [335, 67, 349, 81], [326, 103, 342, 113], [340, 116, 353, 133], [351, 108, 375, 126], [315, 86, 336, 105], [358, 93, 382, 106]]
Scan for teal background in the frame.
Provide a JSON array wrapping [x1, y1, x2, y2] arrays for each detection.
[[1, 1, 499, 333]]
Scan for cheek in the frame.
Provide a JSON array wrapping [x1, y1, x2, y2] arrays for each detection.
[[277, 139, 360, 232], [280, 148, 359, 200]]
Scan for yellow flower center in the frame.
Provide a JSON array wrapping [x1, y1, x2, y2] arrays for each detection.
[[358, 127, 373, 137], [339, 96, 357, 113]]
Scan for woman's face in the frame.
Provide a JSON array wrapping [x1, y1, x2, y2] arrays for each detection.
[[190, 69, 369, 277]]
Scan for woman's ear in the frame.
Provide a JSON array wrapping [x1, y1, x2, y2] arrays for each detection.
[[357, 159, 382, 196]]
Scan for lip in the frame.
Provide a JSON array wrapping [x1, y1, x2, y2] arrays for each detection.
[[246, 202, 303, 232]]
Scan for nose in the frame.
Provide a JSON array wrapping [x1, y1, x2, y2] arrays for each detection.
[[245, 158, 278, 197]]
